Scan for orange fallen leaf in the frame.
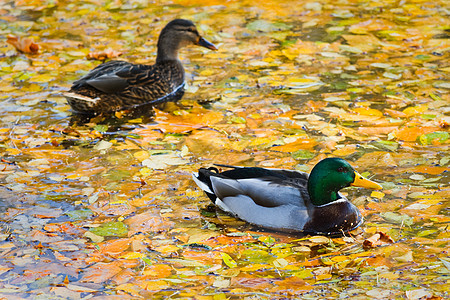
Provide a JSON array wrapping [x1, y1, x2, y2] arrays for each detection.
[[80, 261, 123, 283], [139, 279, 170, 291], [153, 244, 179, 254], [363, 232, 394, 249], [270, 138, 318, 152], [305, 100, 327, 112], [136, 105, 224, 134], [406, 165, 449, 175], [271, 276, 312, 294], [364, 255, 393, 267], [7, 35, 39, 54], [182, 249, 222, 265], [44, 224, 61, 232], [98, 238, 131, 255], [384, 108, 407, 118], [142, 264, 172, 278], [54, 251, 72, 262], [232, 276, 273, 290], [358, 126, 398, 136], [349, 19, 396, 34], [395, 126, 439, 142], [111, 269, 135, 285], [87, 49, 123, 61], [352, 107, 383, 117], [332, 145, 357, 156]]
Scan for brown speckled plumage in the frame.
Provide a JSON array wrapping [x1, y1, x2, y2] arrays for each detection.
[[65, 19, 217, 114]]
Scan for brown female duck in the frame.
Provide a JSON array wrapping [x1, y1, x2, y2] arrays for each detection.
[[64, 19, 217, 114]]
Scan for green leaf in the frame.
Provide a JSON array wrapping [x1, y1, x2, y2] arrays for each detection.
[[417, 229, 437, 237], [429, 93, 441, 101], [94, 124, 108, 133], [420, 114, 436, 120], [89, 221, 128, 237], [241, 249, 271, 264], [142, 256, 152, 266], [106, 169, 131, 181], [373, 140, 399, 151], [292, 149, 315, 160], [164, 259, 205, 267], [258, 235, 276, 246], [293, 269, 313, 279], [418, 132, 449, 145], [230, 116, 246, 124], [65, 209, 94, 221], [415, 54, 430, 60], [380, 212, 414, 226]]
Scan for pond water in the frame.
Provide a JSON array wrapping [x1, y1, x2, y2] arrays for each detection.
[[0, 0, 448, 299]]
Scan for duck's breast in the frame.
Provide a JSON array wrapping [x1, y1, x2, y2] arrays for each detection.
[[302, 199, 362, 234]]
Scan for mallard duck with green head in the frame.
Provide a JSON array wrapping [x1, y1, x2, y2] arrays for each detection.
[[64, 19, 217, 114], [192, 158, 382, 235]]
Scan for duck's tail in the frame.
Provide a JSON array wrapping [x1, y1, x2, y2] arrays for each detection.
[[192, 168, 218, 202], [63, 92, 101, 113]]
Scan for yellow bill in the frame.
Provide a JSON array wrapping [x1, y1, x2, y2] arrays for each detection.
[[351, 171, 382, 190]]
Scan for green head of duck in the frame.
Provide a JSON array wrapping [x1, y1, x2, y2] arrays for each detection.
[[307, 158, 382, 206]]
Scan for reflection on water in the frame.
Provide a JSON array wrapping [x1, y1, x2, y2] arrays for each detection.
[[0, 0, 448, 298]]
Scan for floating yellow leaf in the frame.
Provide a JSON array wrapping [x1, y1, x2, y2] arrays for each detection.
[[371, 191, 385, 199], [315, 273, 332, 281], [240, 264, 270, 272], [133, 150, 150, 162], [140, 280, 170, 291], [119, 252, 145, 260], [394, 251, 414, 263], [31, 74, 54, 83], [153, 244, 179, 254], [402, 105, 428, 117], [116, 283, 141, 297], [353, 107, 383, 117], [221, 252, 237, 268], [5, 148, 21, 155]]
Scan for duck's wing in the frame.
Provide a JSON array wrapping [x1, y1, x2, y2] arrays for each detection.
[[192, 167, 311, 232], [71, 61, 135, 94]]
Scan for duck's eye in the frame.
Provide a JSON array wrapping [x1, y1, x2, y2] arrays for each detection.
[[186, 27, 197, 33], [337, 167, 346, 173]]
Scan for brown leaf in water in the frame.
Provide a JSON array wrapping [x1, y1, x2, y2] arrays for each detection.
[[271, 276, 312, 294], [7, 35, 39, 54], [124, 211, 175, 235], [363, 232, 394, 249], [86, 49, 123, 61]]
